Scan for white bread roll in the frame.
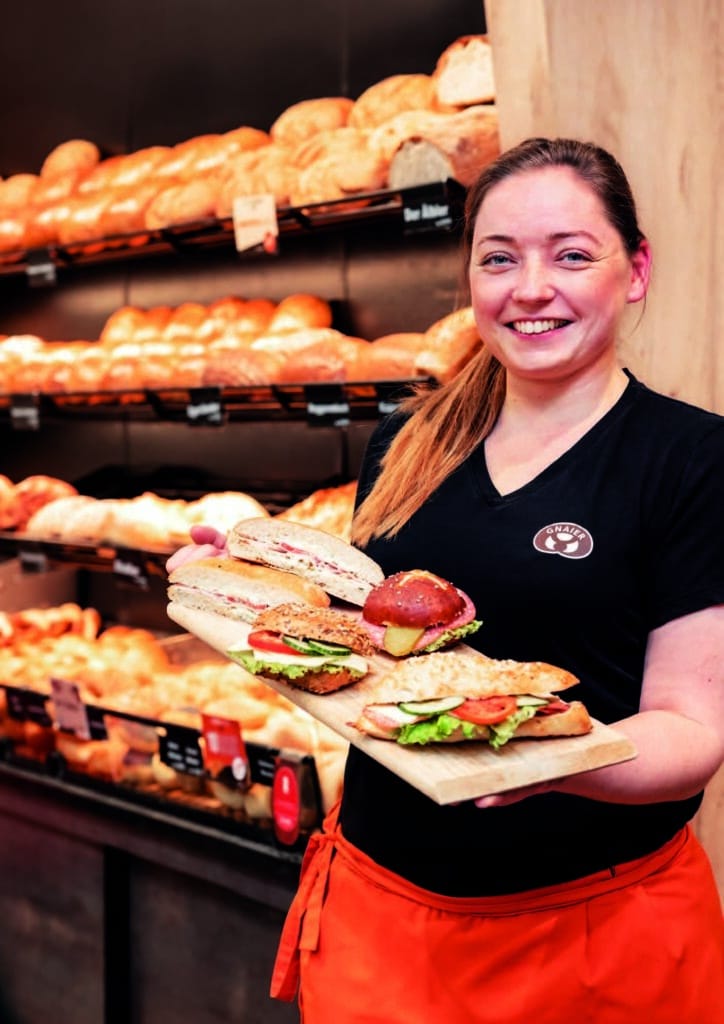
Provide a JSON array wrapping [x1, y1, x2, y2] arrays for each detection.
[[227, 517, 384, 606]]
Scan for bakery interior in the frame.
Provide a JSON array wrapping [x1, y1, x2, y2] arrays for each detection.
[[0, 1, 721, 1022]]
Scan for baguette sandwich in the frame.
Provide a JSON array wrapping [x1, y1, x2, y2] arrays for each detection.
[[352, 647, 592, 749], [167, 556, 330, 624], [229, 602, 375, 694]]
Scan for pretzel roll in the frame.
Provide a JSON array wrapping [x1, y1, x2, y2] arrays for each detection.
[[276, 334, 369, 384], [271, 97, 354, 149], [0, 173, 39, 214], [349, 74, 443, 129], [99, 305, 147, 347], [267, 293, 333, 332], [144, 178, 218, 229]]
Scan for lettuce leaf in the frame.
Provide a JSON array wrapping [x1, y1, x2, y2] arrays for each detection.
[[228, 650, 361, 681], [397, 713, 486, 745], [487, 705, 538, 749], [420, 619, 483, 653]]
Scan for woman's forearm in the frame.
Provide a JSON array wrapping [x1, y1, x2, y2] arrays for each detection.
[[553, 710, 723, 804]]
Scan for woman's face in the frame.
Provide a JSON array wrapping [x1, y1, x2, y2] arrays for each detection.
[[468, 165, 651, 385]]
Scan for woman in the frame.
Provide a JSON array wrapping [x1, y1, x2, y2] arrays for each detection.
[[269, 139, 724, 1022], [169, 138, 724, 1022]]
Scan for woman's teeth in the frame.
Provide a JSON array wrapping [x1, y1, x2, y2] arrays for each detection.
[[512, 319, 569, 334]]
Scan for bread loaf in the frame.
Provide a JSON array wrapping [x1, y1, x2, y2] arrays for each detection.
[[349, 74, 442, 129], [267, 293, 333, 332], [144, 178, 218, 229], [433, 35, 496, 107], [40, 139, 101, 182], [275, 334, 369, 384], [414, 306, 483, 383], [271, 97, 354, 148], [215, 145, 296, 214], [387, 104, 500, 188]]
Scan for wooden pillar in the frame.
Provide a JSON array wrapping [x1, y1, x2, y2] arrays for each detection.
[[484, 0, 724, 895]]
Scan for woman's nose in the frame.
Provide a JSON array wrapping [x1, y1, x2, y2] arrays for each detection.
[[512, 258, 555, 302]]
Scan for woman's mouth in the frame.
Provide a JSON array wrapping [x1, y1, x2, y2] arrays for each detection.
[[509, 319, 571, 335]]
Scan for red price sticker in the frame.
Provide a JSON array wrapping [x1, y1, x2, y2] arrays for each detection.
[[272, 761, 301, 845], [201, 713, 249, 783], [231, 193, 278, 253]]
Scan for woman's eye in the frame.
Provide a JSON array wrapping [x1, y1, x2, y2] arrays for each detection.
[[480, 252, 513, 268], [559, 250, 591, 263]]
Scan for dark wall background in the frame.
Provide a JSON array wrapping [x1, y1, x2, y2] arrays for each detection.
[[0, 0, 486, 173]]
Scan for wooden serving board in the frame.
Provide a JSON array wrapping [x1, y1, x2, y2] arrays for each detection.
[[167, 602, 637, 804]]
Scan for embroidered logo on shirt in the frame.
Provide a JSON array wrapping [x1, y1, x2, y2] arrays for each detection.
[[533, 523, 594, 559]]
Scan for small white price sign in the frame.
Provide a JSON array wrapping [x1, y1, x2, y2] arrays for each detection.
[[232, 193, 278, 253], [50, 677, 90, 740]]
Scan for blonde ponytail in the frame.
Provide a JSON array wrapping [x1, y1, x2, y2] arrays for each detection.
[[352, 348, 505, 545]]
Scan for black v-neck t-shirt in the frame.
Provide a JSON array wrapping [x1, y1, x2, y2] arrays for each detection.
[[340, 373, 724, 895]]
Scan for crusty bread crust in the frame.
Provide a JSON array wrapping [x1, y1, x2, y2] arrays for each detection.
[[366, 647, 579, 703], [253, 602, 376, 656]]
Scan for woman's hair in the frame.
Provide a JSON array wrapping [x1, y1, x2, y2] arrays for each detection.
[[352, 137, 646, 546]]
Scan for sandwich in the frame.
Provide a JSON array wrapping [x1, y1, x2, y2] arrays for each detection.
[[361, 569, 482, 656], [352, 647, 592, 749], [228, 602, 375, 694], [167, 556, 330, 624], [227, 517, 384, 606]]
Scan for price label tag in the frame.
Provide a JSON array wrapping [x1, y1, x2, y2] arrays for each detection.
[[246, 742, 278, 785], [232, 193, 278, 254], [10, 395, 40, 432], [304, 384, 350, 427], [50, 677, 90, 740], [113, 549, 149, 590], [159, 723, 204, 777], [18, 548, 49, 573], [271, 759, 302, 845], [201, 713, 249, 785], [25, 247, 57, 288], [186, 387, 224, 426], [4, 685, 53, 727], [402, 189, 454, 235]]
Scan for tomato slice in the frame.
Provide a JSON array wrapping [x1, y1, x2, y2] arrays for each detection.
[[247, 630, 300, 655], [449, 695, 518, 725]]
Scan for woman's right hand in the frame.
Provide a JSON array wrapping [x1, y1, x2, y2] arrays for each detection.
[[165, 524, 228, 574]]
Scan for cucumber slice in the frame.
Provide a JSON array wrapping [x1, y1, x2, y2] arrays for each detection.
[[515, 695, 550, 708], [281, 634, 318, 655], [304, 638, 353, 657], [398, 695, 465, 716]]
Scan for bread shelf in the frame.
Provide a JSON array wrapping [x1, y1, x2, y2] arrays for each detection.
[[0, 179, 466, 282], [0, 377, 424, 428]]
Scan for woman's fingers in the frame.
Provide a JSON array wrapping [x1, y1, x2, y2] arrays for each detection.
[[166, 541, 227, 573]]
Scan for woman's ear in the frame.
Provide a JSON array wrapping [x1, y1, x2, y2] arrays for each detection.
[[626, 239, 652, 304]]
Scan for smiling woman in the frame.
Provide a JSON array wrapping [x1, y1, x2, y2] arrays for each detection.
[[266, 137, 724, 1023]]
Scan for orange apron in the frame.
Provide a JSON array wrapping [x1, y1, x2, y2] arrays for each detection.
[[272, 807, 724, 1023]]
